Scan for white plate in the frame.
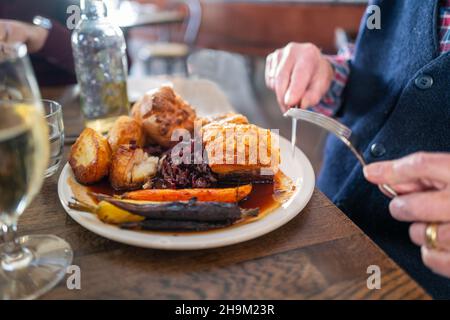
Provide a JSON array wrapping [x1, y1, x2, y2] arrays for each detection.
[[58, 136, 315, 250]]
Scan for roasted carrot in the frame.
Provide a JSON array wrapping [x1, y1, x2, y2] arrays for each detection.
[[122, 184, 252, 203]]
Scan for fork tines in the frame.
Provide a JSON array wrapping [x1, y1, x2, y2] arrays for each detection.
[[284, 108, 352, 139]]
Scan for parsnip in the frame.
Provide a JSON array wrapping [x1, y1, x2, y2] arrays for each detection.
[[96, 201, 144, 224]]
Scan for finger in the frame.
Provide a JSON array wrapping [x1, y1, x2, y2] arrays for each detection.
[[363, 152, 450, 185], [265, 53, 274, 89], [268, 50, 282, 89], [299, 58, 332, 108], [0, 22, 8, 42], [274, 50, 296, 110], [2, 22, 11, 42], [5, 23, 10, 42], [410, 223, 450, 250], [390, 182, 430, 194], [283, 60, 314, 108], [300, 73, 330, 108], [388, 190, 450, 222], [421, 246, 450, 278], [265, 54, 271, 87]]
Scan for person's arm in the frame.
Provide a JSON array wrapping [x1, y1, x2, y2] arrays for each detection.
[[0, 19, 48, 52], [0, 18, 75, 75], [33, 18, 75, 74]]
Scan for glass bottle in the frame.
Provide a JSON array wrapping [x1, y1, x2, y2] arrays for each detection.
[[71, 0, 129, 133]]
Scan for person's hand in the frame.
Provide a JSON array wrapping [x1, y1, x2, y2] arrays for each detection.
[[0, 19, 48, 53], [364, 152, 450, 278], [265, 42, 335, 112]]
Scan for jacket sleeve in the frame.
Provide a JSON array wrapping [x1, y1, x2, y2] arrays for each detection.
[[309, 53, 352, 117]]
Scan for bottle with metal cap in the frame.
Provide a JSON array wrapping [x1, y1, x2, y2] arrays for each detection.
[[71, 0, 129, 133]]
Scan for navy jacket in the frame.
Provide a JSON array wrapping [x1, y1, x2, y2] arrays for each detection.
[[318, 0, 450, 298]]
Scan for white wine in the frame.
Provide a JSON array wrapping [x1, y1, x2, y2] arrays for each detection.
[[0, 103, 49, 225], [0, 43, 73, 300]]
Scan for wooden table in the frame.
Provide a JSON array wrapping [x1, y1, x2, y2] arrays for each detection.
[[20, 85, 429, 299]]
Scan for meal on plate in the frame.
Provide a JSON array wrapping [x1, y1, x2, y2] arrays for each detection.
[[67, 86, 295, 233]]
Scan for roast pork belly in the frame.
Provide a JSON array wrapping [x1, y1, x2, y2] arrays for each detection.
[[199, 113, 249, 127], [201, 122, 280, 180]]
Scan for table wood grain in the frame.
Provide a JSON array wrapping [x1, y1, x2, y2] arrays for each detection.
[[20, 85, 430, 299]]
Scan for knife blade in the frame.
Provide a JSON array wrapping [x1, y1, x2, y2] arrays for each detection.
[[284, 107, 301, 158], [290, 117, 297, 158]]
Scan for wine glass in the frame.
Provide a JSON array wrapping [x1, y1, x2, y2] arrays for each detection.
[[0, 43, 73, 300]]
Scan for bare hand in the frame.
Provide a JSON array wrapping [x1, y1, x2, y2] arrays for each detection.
[[364, 152, 450, 278], [265, 42, 334, 112], [0, 19, 48, 53]]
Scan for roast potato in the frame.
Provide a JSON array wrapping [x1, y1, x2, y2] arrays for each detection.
[[131, 86, 196, 148], [110, 144, 159, 191], [69, 128, 112, 184], [107, 115, 145, 152]]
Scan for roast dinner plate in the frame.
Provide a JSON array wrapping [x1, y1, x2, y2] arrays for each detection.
[[58, 136, 315, 250]]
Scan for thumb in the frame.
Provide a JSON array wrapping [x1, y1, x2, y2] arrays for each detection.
[[363, 152, 450, 186]]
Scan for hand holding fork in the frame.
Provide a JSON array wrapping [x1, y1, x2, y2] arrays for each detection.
[[284, 108, 398, 198]]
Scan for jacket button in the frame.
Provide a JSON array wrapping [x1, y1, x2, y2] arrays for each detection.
[[370, 143, 386, 158], [415, 74, 433, 90]]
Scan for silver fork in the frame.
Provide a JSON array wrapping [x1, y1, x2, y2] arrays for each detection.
[[284, 108, 397, 198]]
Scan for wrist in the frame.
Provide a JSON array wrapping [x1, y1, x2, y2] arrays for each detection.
[[321, 56, 335, 86]]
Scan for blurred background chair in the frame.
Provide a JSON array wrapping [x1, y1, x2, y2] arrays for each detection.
[[137, 0, 202, 76], [187, 49, 263, 122]]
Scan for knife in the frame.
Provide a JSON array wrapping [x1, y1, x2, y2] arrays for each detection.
[[290, 117, 297, 157], [285, 106, 300, 158]]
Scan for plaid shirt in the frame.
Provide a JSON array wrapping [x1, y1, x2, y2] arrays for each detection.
[[314, 0, 450, 116]]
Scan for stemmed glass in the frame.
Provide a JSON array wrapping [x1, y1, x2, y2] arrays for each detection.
[[0, 43, 73, 299]]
